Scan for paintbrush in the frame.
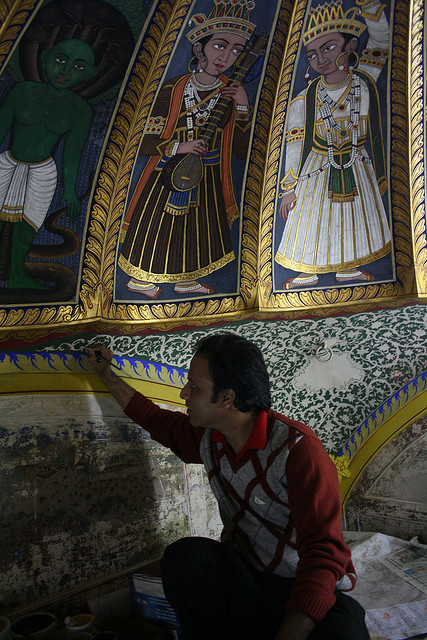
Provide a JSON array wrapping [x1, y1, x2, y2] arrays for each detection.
[[33, 348, 124, 372], [90, 351, 123, 372]]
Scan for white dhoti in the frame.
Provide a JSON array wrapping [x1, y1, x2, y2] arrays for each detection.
[[0, 151, 57, 230], [275, 149, 391, 273]]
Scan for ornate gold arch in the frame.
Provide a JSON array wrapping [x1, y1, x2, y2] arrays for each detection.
[[409, 0, 427, 295]]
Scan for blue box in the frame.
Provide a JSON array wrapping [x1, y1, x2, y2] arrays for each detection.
[[130, 573, 182, 639]]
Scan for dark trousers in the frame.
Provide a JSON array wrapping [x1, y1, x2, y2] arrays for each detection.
[[161, 537, 370, 640]]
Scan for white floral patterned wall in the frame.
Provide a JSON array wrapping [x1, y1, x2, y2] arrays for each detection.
[[52, 303, 427, 452]]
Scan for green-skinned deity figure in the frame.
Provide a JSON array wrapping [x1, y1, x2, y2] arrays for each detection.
[[0, 38, 98, 290]]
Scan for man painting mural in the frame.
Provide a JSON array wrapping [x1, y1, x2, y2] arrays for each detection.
[[0, 39, 98, 290], [87, 334, 370, 640]]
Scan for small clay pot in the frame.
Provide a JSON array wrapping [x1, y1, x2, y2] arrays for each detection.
[[11, 612, 57, 639], [64, 614, 95, 635]]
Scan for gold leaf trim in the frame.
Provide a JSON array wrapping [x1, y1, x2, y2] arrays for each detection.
[[409, 0, 427, 293], [0, 1, 41, 67]]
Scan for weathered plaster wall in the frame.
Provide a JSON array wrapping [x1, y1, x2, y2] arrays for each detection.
[[343, 415, 427, 540], [0, 394, 221, 614]]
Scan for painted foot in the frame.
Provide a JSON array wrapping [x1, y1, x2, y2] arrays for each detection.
[[174, 281, 214, 294], [8, 274, 49, 290], [127, 279, 162, 299], [283, 274, 318, 290], [335, 270, 374, 283]]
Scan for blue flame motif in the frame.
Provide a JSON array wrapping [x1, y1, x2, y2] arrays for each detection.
[[1, 351, 187, 388], [338, 370, 427, 460]]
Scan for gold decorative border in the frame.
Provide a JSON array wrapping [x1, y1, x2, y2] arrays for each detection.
[[258, 0, 417, 314], [410, 0, 427, 294], [83, 1, 193, 323], [0, 1, 42, 69]]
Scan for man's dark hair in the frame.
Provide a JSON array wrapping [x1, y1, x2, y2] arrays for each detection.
[[194, 333, 271, 413]]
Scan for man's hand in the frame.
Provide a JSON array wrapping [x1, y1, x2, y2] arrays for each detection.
[[86, 343, 136, 410], [274, 610, 316, 640], [86, 343, 113, 377]]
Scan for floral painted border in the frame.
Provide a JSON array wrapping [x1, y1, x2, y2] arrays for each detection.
[[0, 350, 186, 383], [2, 303, 426, 453]]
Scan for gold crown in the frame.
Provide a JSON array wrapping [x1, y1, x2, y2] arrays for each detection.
[[303, 0, 366, 46], [186, 0, 256, 44]]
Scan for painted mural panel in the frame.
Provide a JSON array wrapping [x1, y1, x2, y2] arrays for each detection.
[[113, 0, 280, 305], [259, 0, 421, 312], [0, 0, 424, 335], [0, 0, 153, 308], [276, 0, 391, 288], [0, 0, 286, 332]]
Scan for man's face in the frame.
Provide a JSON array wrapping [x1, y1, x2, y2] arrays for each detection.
[[45, 39, 96, 90], [180, 354, 224, 429]]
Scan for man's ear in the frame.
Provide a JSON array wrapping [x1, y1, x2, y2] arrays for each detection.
[[221, 389, 236, 408]]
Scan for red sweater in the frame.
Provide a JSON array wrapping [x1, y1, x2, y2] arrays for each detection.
[[125, 393, 356, 623]]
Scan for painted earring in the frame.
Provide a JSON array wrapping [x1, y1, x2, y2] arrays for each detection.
[[196, 55, 207, 73], [336, 52, 348, 71], [349, 51, 359, 70], [305, 65, 311, 82], [188, 55, 198, 73]]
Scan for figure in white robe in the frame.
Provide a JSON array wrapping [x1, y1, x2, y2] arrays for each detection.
[[275, 0, 391, 290]]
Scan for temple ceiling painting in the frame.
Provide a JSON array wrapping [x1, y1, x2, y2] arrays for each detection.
[[0, 0, 425, 339]]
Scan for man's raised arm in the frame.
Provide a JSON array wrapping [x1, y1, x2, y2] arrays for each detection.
[[87, 344, 136, 410]]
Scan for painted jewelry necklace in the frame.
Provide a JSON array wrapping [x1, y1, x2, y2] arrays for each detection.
[[318, 72, 362, 170], [296, 73, 370, 187], [184, 76, 221, 140]]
